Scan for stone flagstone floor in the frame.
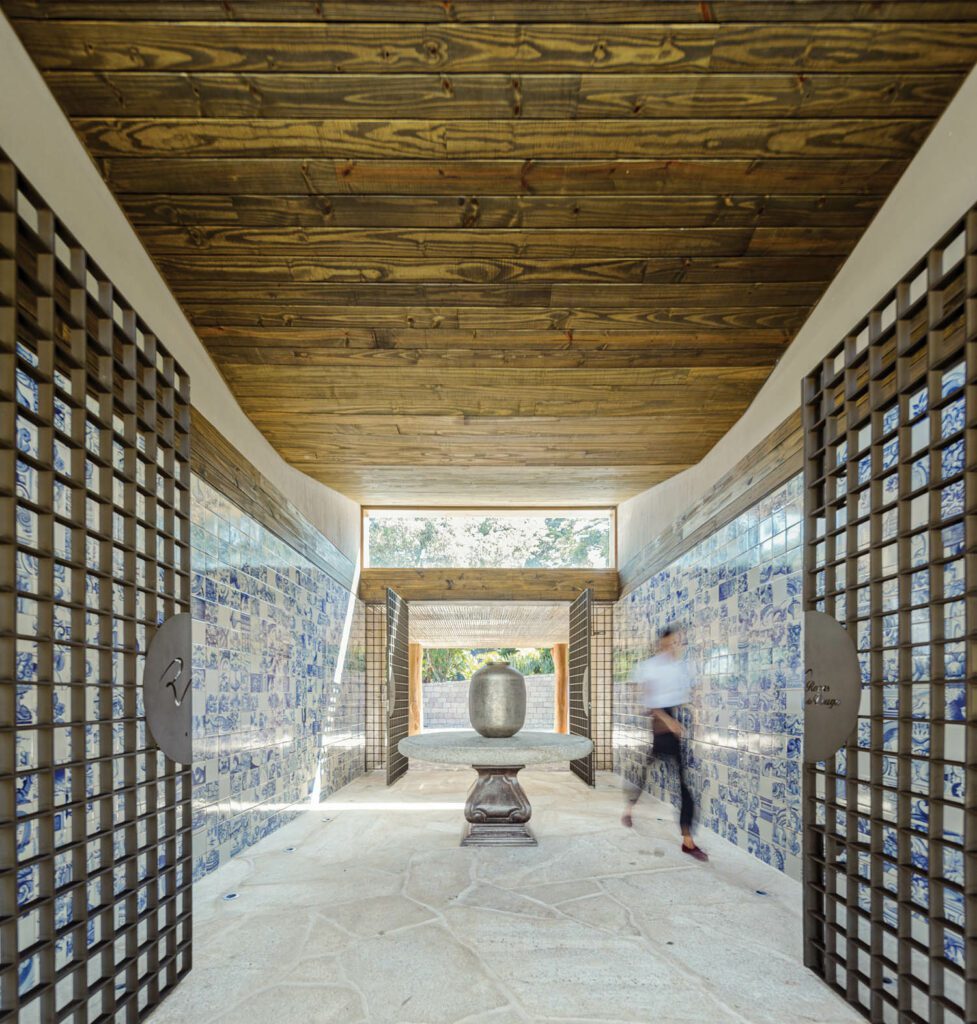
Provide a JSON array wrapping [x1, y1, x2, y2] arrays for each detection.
[[153, 769, 862, 1024]]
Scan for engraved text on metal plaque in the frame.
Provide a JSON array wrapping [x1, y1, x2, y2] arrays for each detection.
[[803, 610, 861, 764]]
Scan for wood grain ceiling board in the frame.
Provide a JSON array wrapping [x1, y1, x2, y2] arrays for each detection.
[[7, 1, 977, 506]]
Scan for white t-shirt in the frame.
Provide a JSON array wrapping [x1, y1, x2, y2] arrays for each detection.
[[633, 652, 691, 711]]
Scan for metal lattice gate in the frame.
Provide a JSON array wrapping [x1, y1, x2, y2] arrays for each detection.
[[568, 588, 594, 787], [385, 588, 409, 786], [802, 208, 976, 1023], [0, 154, 193, 1022]]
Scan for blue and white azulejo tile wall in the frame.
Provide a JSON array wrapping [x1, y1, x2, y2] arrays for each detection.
[[189, 475, 365, 880], [614, 475, 805, 878]]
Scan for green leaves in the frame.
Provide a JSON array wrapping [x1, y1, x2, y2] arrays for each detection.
[[423, 646, 555, 682]]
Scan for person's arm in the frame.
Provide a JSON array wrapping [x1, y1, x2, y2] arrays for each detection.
[[650, 708, 684, 736]]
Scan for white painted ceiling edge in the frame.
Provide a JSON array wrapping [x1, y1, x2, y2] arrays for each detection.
[[0, 13, 361, 563], [618, 62, 977, 569]]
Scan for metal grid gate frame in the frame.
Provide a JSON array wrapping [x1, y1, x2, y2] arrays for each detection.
[[569, 588, 593, 786], [0, 154, 193, 1022], [590, 602, 614, 771], [385, 589, 409, 785], [802, 207, 976, 1023], [365, 602, 387, 772]]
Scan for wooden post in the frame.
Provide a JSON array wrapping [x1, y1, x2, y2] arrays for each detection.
[[553, 643, 569, 734], [409, 643, 423, 735]]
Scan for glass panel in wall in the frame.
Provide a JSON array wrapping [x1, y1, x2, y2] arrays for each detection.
[[364, 509, 613, 568], [802, 208, 976, 1024]]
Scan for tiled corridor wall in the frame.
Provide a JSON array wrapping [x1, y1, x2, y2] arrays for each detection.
[[614, 475, 805, 878], [189, 476, 365, 879]]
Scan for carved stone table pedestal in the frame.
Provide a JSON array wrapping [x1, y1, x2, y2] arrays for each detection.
[[463, 765, 535, 846], [398, 730, 594, 847]]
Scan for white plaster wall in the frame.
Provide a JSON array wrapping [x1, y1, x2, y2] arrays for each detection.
[[0, 13, 361, 562], [619, 64, 977, 568]]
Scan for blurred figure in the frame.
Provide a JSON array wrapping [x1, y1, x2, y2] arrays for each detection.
[[622, 623, 708, 861]]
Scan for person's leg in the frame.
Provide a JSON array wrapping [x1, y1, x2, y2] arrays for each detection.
[[655, 740, 693, 848], [675, 751, 695, 840], [672, 744, 708, 860], [622, 742, 654, 825]]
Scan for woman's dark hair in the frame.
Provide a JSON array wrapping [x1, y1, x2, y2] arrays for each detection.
[[659, 623, 683, 641]]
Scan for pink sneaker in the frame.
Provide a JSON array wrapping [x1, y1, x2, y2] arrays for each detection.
[[681, 844, 709, 862]]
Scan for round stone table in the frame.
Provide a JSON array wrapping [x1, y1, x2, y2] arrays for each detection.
[[398, 730, 593, 847]]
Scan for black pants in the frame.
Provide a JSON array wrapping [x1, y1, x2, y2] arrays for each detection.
[[628, 730, 695, 831]]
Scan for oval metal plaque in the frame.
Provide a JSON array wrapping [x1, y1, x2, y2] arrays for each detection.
[[803, 610, 861, 764], [143, 613, 193, 764]]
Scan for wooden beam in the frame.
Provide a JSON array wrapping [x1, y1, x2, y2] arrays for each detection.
[[224, 393, 755, 421], [99, 157, 910, 196], [158, 254, 846, 285], [254, 414, 739, 443], [186, 304, 811, 331], [409, 643, 423, 735], [74, 116, 931, 160], [200, 335, 789, 369], [17, 21, 977, 74], [46, 71, 964, 120], [553, 644, 569, 734], [139, 224, 861, 258], [120, 192, 884, 229], [171, 280, 828, 308], [201, 323, 789, 351], [8, 2, 977, 23], [215, 365, 774, 420], [276, 440, 699, 468], [359, 569, 620, 604]]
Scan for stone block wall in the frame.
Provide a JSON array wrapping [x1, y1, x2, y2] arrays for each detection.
[[423, 673, 555, 731]]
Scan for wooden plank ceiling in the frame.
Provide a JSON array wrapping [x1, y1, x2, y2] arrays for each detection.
[[6, 1, 977, 505]]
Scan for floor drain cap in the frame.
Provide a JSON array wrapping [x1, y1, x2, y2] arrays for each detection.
[[223, 892, 239, 901]]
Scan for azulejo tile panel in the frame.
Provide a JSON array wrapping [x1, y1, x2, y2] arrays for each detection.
[[189, 475, 365, 879], [614, 475, 805, 878]]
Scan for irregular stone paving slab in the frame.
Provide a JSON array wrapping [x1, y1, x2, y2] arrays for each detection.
[[340, 922, 510, 1024], [211, 982, 365, 1024], [320, 893, 437, 937], [171, 768, 863, 1024]]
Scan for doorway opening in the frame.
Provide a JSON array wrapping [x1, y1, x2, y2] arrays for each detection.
[[421, 647, 559, 732], [409, 600, 570, 739]]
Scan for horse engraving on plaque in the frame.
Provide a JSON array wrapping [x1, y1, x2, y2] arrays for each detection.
[[143, 613, 193, 764]]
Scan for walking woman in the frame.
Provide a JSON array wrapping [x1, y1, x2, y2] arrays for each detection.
[[622, 623, 708, 861]]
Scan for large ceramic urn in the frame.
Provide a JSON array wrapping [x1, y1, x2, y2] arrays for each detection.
[[468, 661, 526, 738]]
